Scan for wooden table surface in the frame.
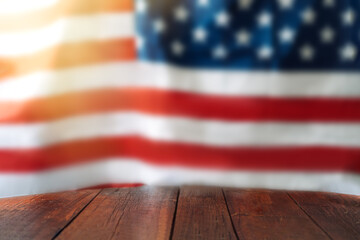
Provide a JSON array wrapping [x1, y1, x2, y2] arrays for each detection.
[[0, 186, 359, 240]]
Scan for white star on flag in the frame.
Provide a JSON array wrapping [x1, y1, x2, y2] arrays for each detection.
[[320, 26, 335, 44], [277, 0, 295, 10], [238, 0, 253, 10], [213, 45, 228, 59], [257, 11, 272, 27], [198, 0, 209, 7], [174, 6, 189, 22], [193, 27, 208, 43], [279, 27, 295, 43], [136, 0, 147, 13], [171, 41, 185, 56], [342, 9, 356, 26], [153, 19, 166, 33], [235, 30, 251, 46], [257, 46, 273, 60], [301, 8, 316, 25], [340, 43, 357, 61], [323, 0, 335, 8], [300, 44, 315, 61], [215, 11, 231, 27]]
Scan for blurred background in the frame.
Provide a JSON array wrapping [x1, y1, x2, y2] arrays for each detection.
[[0, 0, 360, 197]]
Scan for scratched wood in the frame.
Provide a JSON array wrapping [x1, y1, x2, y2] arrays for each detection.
[[289, 191, 360, 240], [171, 186, 237, 240], [0, 190, 99, 240], [223, 189, 330, 240], [1, 187, 360, 239], [56, 187, 178, 240]]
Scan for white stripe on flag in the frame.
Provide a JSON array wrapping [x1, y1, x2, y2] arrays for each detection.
[[1, 62, 360, 101], [1, 158, 360, 197], [1, 112, 360, 149], [0, 13, 134, 56], [0, 0, 58, 15]]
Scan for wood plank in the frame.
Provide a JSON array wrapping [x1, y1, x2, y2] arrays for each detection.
[[223, 189, 330, 240], [289, 191, 360, 240], [56, 186, 178, 240], [0, 189, 100, 240], [172, 186, 237, 240]]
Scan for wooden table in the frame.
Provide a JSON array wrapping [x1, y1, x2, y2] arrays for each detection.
[[0, 186, 359, 240]]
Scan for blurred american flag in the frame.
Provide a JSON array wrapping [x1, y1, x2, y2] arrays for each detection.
[[0, 0, 360, 197]]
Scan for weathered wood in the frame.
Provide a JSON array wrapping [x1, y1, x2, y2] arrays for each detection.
[[0, 190, 99, 240], [223, 189, 330, 240], [172, 186, 237, 240], [289, 191, 360, 240], [1, 187, 359, 239], [56, 186, 178, 240]]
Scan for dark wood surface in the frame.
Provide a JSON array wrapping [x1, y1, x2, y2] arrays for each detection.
[[0, 186, 359, 240], [57, 187, 177, 240], [172, 187, 237, 240], [0, 190, 100, 240]]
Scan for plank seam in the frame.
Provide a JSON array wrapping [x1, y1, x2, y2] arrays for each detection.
[[222, 188, 240, 240], [169, 187, 180, 240], [287, 192, 333, 240], [52, 189, 103, 239]]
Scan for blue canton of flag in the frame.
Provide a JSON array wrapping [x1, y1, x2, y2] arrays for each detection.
[[136, 0, 359, 70]]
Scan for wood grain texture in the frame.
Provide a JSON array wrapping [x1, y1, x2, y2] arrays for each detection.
[[56, 186, 178, 240], [1, 187, 360, 239], [223, 189, 330, 240], [0, 190, 99, 240], [289, 191, 360, 240], [171, 186, 237, 240]]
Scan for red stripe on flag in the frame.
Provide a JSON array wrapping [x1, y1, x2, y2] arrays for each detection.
[[0, 39, 136, 79], [1, 136, 360, 172], [1, 88, 360, 123]]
